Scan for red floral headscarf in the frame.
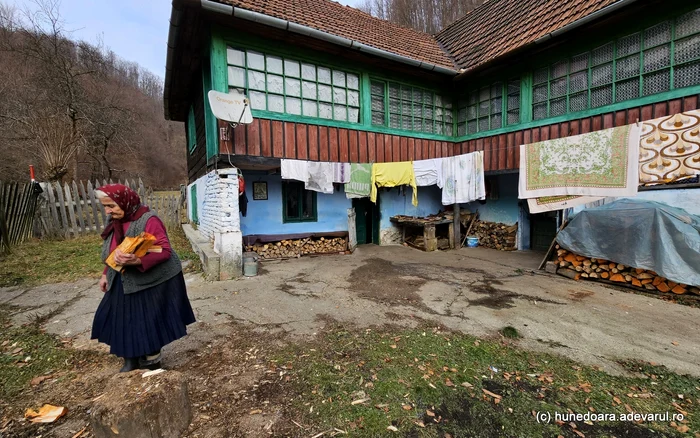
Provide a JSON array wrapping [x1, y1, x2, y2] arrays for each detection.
[[98, 184, 150, 244]]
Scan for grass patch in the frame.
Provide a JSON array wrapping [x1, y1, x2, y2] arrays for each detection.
[[276, 327, 698, 437], [0, 224, 200, 287], [499, 326, 520, 339], [0, 306, 74, 400], [167, 224, 202, 273], [0, 235, 103, 287]]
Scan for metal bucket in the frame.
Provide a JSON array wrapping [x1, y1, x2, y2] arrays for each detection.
[[243, 252, 258, 277], [466, 236, 479, 248]]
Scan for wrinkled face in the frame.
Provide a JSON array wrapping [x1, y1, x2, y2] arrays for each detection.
[[100, 197, 125, 220]]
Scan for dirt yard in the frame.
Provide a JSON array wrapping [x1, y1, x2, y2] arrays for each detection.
[[2, 245, 699, 437]]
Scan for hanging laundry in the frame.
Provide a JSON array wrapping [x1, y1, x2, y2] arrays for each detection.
[[370, 162, 418, 206], [519, 124, 641, 199], [439, 151, 485, 205], [332, 163, 351, 183], [413, 158, 443, 187], [280, 159, 308, 183], [345, 163, 372, 198], [305, 161, 334, 194]]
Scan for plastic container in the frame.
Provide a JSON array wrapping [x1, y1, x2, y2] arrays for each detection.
[[242, 252, 259, 277], [466, 236, 479, 248]]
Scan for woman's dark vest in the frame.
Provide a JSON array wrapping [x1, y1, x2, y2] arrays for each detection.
[[101, 212, 182, 294]]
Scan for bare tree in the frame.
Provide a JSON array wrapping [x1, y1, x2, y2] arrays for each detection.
[[0, 0, 186, 187], [358, 0, 485, 34]]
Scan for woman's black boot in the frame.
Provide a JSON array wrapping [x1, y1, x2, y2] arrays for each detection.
[[119, 357, 140, 373], [140, 350, 162, 370]]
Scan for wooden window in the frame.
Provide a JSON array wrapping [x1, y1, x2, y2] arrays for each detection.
[[187, 106, 196, 154], [226, 47, 360, 123], [282, 181, 317, 223], [370, 80, 452, 135], [532, 8, 700, 121], [457, 79, 518, 135]]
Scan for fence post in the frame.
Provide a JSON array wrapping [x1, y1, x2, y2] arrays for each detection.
[[79, 181, 94, 232], [72, 181, 85, 234], [87, 180, 102, 232]]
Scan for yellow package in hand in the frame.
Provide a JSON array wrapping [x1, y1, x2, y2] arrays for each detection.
[[106, 232, 158, 272]]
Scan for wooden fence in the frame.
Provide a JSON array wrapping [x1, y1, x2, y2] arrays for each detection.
[[0, 181, 43, 253], [37, 178, 183, 239]]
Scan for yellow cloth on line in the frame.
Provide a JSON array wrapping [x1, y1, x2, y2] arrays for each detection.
[[370, 162, 418, 206]]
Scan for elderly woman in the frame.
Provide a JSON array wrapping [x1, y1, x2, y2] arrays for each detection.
[[91, 184, 195, 372]]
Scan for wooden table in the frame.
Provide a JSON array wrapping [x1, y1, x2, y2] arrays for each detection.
[[390, 216, 454, 251]]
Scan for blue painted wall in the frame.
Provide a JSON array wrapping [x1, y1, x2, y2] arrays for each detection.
[[240, 172, 351, 236], [573, 187, 700, 216], [462, 173, 520, 225], [379, 185, 445, 230]]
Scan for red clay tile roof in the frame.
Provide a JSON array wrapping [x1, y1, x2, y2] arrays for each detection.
[[214, 0, 458, 70], [436, 0, 622, 72]]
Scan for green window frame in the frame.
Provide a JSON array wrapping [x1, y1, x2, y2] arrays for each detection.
[[532, 8, 700, 121], [282, 181, 317, 223], [226, 46, 360, 123], [457, 78, 521, 135], [370, 80, 452, 135], [190, 185, 198, 224], [187, 105, 196, 154]]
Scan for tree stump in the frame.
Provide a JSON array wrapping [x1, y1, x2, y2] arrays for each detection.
[[90, 370, 191, 438]]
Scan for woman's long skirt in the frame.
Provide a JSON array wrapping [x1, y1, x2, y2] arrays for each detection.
[[91, 272, 196, 358]]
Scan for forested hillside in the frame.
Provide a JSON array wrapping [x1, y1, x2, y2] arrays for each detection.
[[0, 1, 185, 189]]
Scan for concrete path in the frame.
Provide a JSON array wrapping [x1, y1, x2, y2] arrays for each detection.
[[3, 245, 699, 377]]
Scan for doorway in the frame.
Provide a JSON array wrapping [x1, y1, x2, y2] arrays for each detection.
[[530, 211, 558, 251], [353, 198, 380, 245]]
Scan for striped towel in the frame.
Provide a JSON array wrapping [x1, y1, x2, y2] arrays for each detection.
[[344, 163, 372, 198]]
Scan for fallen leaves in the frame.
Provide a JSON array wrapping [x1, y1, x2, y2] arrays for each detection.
[[24, 404, 67, 423], [351, 398, 370, 405], [30, 375, 52, 386]]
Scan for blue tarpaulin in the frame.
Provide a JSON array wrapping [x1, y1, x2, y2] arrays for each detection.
[[557, 199, 700, 287]]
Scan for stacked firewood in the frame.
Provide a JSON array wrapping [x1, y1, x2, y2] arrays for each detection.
[[474, 221, 518, 251], [245, 237, 348, 260], [555, 247, 700, 295]]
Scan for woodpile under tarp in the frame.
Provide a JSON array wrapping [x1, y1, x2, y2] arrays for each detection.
[[473, 221, 517, 251], [245, 236, 349, 260], [553, 246, 700, 296]]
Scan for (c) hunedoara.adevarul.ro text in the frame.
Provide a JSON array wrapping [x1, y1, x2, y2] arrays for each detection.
[[535, 411, 685, 424]]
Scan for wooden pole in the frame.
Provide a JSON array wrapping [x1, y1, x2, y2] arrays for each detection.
[[453, 203, 460, 251]]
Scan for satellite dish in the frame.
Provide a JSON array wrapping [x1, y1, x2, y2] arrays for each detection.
[[208, 90, 253, 126]]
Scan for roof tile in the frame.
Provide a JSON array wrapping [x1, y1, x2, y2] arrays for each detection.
[[215, 0, 457, 70]]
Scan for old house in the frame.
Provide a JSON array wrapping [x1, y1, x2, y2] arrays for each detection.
[[164, 0, 700, 278]]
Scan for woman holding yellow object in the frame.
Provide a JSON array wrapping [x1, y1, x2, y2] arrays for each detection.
[[92, 184, 195, 372]]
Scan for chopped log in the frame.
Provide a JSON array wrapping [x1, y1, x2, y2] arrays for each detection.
[[637, 273, 654, 280], [611, 268, 619, 274], [652, 277, 663, 286], [631, 278, 642, 287], [600, 272, 610, 279], [617, 264, 626, 270], [624, 275, 632, 282], [91, 370, 191, 438], [671, 285, 687, 295], [589, 272, 599, 279], [558, 269, 579, 280], [641, 279, 653, 285], [599, 265, 610, 272], [656, 282, 670, 293], [610, 274, 626, 283], [564, 254, 578, 263], [644, 283, 657, 290], [668, 281, 678, 289]]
